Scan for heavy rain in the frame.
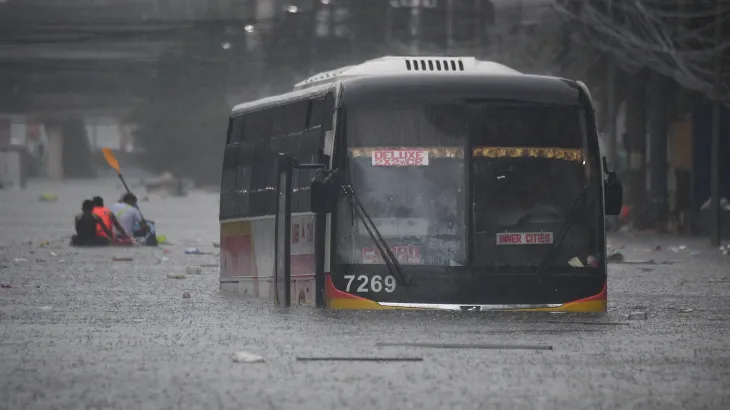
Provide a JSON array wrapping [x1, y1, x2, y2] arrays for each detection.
[[1, 1, 729, 409]]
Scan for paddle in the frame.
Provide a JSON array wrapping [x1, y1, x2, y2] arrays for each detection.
[[101, 148, 157, 246]]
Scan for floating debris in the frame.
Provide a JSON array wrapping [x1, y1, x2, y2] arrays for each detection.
[[185, 266, 202, 275], [376, 342, 553, 351], [213, 241, 220, 248], [13, 258, 27, 263], [184, 248, 205, 255], [606, 252, 625, 262], [113, 257, 133, 262], [545, 320, 630, 326], [182, 291, 191, 299], [232, 351, 265, 363], [627, 311, 648, 320], [167, 274, 186, 279], [0, 284, 11, 289], [296, 356, 422, 362], [49, 252, 57, 257], [38, 194, 58, 203]]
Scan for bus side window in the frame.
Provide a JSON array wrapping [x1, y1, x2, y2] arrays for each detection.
[[236, 144, 252, 217], [308, 98, 324, 129], [220, 147, 238, 219], [322, 93, 335, 131], [227, 115, 244, 145], [274, 101, 308, 137], [248, 110, 276, 216]]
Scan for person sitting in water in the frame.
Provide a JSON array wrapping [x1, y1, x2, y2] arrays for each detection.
[[91, 196, 131, 244], [110, 193, 149, 238], [71, 199, 113, 246]]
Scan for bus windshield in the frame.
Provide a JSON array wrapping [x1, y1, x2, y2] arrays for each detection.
[[335, 102, 467, 266], [470, 103, 600, 268], [335, 101, 601, 269]]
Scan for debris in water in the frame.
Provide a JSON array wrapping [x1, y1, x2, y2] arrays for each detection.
[[376, 342, 553, 351], [185, 266, 202, 275], [38, 306, 53, 311], [607, 252, 624, 262], [14, 258, 27, 263], [39, 241, 50, 247], [213, 241, 220, 248], [38, 194, 58, 203], [678, 308, 694, 313], [653, 245, 662, 252], [678, 245, 687, 250], [182, 291, 191, 299], [296, 356, 422, 362], [167, 274, 186, 279], [49, 252, 57, 257], [1, 284, 11, 289], [627, 311, 648, 320], [199, 264, 219, 268], [113, 257, 133, 262], [232, 351, 265, 363], [184, 248, 205, 255]]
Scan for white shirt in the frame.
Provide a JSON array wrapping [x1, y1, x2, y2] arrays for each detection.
[[110, 202, 143, 236]]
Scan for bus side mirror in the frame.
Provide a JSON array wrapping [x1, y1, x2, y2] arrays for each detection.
[[604, 172, 623, 216], [310, 169, 337, 214]]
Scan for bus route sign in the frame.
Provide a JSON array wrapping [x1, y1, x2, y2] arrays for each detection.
[[372, 149, 429, 167], [496, 232, 554, 245]]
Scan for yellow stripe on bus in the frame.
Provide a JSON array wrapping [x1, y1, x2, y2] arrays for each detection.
[[221, 220, 252, 236], [348, 146, 583, 162]]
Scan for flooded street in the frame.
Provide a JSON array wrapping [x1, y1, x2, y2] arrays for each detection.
[[1, 179, 728, 410]]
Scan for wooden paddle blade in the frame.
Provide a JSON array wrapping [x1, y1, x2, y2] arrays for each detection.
[[102, 148, 121, 174]]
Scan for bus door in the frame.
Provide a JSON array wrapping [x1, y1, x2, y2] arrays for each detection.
[[274, 153, 327, 307]]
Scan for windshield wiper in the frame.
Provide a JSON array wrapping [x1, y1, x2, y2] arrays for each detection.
[[532, 185, 592, 279], [342, 184, 411, 286]]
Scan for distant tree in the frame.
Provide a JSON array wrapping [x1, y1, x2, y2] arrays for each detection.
[[555, 0, 730, 104]]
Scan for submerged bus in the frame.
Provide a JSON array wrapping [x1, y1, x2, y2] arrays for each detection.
[[219, 56, 622, 312]]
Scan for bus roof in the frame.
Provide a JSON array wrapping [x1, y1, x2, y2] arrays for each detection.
[[293, 56, 521, 90], [230, 56, 583, 115]]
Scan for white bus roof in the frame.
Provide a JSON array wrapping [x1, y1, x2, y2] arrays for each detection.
[[231, 56, 524, 115], [294, 56, 521, 90]]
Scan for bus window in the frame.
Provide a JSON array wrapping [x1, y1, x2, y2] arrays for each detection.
[[273, 101, 309, 137], [220, 147, 238, 218], [227, 116, 244, 145], [235, 146, 252, 217], [308, 98, 324, 129], [322, 93, 335, 131], [335, 102, 467, 267], [244, 109, 273, 142], [470, 104, 583, 148], [469, 103, 600, 268]]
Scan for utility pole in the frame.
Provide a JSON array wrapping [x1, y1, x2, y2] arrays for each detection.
[[446, 0, 454, 54], [710, 0, 723, 245], [606, 0, 618, 171], [409, 0, 422, 55]]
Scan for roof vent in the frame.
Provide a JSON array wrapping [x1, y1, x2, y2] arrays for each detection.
[[405, 58, 465, 72]]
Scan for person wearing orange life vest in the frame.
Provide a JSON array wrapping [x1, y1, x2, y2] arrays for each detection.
[[91, 196, 129, 241]]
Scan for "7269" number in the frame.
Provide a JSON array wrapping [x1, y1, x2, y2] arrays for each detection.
[[344, 275, 396, 293]]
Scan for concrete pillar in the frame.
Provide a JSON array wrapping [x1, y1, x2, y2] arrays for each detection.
[[45, 123, 64, 180]]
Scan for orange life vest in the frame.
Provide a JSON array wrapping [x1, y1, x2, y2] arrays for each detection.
[[92, 207, 114, 239]]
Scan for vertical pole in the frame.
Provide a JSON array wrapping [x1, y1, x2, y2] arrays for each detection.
[[274, 153, 293, 307], [605, 0, 618, 171], [410, 0, 421, 55], [446, 0, 454, 54], [710, 0, 723, 245]]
